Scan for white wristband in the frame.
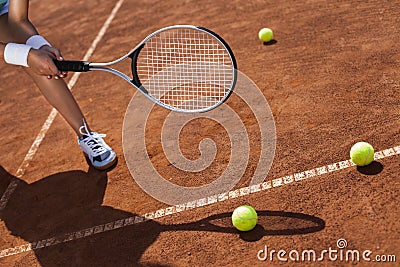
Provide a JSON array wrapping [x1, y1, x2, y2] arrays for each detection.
[[4, 43, 32, 67], [26, 35, 51, 49]]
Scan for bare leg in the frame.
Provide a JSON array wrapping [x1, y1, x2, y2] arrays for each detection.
[[24, 71, 88, 137], [1, 14, 117, 170], [0, 14, 88, 137]]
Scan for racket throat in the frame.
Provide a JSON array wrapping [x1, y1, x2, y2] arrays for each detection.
[[128, 43, 145, 89]]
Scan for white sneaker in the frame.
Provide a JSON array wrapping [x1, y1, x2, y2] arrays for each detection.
[[78, 121, 117, 170]]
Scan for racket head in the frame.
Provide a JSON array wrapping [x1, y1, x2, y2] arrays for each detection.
[[130, 25, 237, 113]]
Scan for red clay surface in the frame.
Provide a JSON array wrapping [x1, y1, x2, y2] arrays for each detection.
[[0, 0, 399, 266]]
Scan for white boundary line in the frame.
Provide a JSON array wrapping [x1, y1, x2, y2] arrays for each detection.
[[0, 145, 398, 259], [0, 0, 125, 211]]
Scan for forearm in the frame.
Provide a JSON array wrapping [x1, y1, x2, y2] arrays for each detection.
[[0, 42, 5, 62], [2, 0, 60, 76], [8, 18, 38, 43], [8, 0, 38, 43]]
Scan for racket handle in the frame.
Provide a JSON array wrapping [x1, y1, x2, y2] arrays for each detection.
[[54, 60, 90, 72]]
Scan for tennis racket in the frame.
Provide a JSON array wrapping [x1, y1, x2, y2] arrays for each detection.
[[55, 25, 237, 113]]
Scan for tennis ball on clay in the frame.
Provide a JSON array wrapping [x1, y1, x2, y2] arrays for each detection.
[[350, 142, 374, 166], [232, 205, 258, 231], [258, 28, 274, 42]]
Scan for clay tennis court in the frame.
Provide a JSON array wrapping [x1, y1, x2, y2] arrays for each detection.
[[1, 0, 399, 266]]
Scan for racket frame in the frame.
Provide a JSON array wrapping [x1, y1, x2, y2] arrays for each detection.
[[58, 25, 237, 113]]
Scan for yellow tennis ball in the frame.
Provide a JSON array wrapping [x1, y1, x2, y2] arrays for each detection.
[[258, 28, 273, 42], [232, 205, 258, 231], [350, 142, 374, 166]]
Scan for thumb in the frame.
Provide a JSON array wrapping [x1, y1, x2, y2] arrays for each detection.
[[51, 48, 64, 61]]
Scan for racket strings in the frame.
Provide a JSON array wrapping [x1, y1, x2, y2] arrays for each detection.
[[136, 28, 234, 111]]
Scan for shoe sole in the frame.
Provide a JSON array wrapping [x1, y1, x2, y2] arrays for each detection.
[[82, 152, 118, 171]]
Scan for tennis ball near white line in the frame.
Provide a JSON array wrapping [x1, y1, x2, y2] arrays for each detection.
[[258, 28, 273, 42], [232, 205, 258, 231], [350, 142, 374, 166]]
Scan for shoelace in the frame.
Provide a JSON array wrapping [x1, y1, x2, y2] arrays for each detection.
[[79, 120, 108, 157], [90, 132, 107, 142]]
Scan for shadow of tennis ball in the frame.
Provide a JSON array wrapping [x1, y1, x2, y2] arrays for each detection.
[[239, 224, 265, 242], [263, 39, 277, 46], [356, 161, 384, 175]]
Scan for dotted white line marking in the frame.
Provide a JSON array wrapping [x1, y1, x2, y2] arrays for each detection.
[[0, 0, 125, 211], [1, 145, 398, 259]]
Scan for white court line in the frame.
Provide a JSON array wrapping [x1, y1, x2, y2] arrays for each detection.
[[0, 0, 125, 211], [0, 146, 399, 259]]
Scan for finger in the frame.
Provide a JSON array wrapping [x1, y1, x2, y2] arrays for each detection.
[[43, 52, 57, 60], [51, 48, 64, 61], [60, 72, 68, 79], [47, 75, 52, 79], [48, 60, 61, 76]]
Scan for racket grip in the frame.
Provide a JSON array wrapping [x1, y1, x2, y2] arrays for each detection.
[[54, 60, 90, 72]]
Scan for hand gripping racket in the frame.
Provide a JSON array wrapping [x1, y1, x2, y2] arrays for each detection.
[[55, 25, 237, 113]]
